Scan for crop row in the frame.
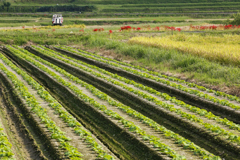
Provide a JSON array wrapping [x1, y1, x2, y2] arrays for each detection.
[[0, 124, 14, 160], [4, 46, 116, 160], [58, 46, 240, 110], [0, 53, 84, 159], [40, 46, 240, 133], [23, 47, 225, 159], [9, 45, 223, 159], [5, 45, 186, 159], [34, 45, 240, 150]]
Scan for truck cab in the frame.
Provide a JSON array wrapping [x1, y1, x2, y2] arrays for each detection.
[[52, 14, 63, 25]]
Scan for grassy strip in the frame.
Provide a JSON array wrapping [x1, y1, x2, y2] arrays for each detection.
[[41, 46, 240, 132], [37, 46, 240, 145], [5, 45, 115, 160], [9, 46, 185, 159], [0, 53, 82, 159], [0, 125, 15, 160], [70, 47, 240, 103], [27, 45, 219, 159], [57, 45, 240, 110]]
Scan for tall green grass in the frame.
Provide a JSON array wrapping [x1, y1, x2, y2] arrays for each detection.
[[75, 34, 240, 87]]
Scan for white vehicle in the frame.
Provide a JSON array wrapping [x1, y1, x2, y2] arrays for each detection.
[[52, 14, 63, 25]]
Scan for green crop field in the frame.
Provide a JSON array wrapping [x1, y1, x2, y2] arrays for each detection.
[[0, 1, 240, 160]]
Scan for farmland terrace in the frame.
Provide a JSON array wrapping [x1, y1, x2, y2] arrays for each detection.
[[1, 0, 240, 16]]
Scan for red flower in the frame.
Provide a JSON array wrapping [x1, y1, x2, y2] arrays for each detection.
[[109, 30, 113, 33], [137, 27, 141, 31], [154, 26, 160, 31], [176, 28, 181, 32], [121, 26, 132, 30]]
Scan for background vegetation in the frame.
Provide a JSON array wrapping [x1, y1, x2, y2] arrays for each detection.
[[0, 0, 240, 17]]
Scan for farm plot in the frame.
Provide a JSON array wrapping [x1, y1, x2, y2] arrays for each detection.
[[25, 45, 240, 159], [3, 45, 214, 160], [0, 49, 117, 160], [53, 46, 240, 123], [0, 45, 239, 160]]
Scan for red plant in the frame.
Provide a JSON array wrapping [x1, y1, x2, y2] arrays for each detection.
[[52, 29, 55, 32], [22, 26, 25, 29], [176, 28, 181, 32], [136, 27, 141, 31], [121, 26, 132, 31], [93, 29, 98, 32], [224, 24, 233, 29], [209, 25, 217, 30], [154, 26, 160, 31], [109, 30, 113, 34], [79, 29, 84, 32]]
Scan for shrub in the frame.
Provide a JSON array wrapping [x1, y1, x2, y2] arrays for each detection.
[[230, 12, 240, 25]]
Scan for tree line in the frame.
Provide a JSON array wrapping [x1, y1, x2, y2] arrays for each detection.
[[0, 4, 96, 12]]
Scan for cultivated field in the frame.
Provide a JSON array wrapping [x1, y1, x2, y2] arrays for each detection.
[[0, 1, 240, 158], [0, 45, 240, 159]]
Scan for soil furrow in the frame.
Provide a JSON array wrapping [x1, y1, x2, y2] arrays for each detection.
[[0, 57, 119, 160], [20, 46, 223, 158], [3, 47, 168, 160], [31, 56, 204, 160], [52, 47, 240, 124], [0, 68, 58, 159], [71, 47, 240, 106], [46, 48, 240, 138], [24, 46, 240, 159]]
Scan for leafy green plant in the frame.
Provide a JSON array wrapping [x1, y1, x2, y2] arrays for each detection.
[[0, 127, 15, 159], [230, 12, 240, 25]]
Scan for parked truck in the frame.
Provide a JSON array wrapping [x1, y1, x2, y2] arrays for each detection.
[[52, 14, 63, 25]]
